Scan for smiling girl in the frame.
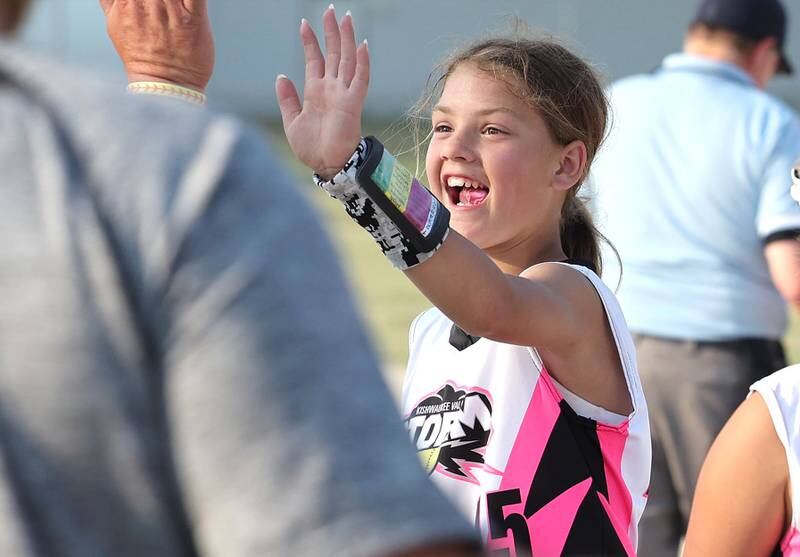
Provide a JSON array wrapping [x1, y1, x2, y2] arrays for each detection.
[[275, 8, 651, 556]]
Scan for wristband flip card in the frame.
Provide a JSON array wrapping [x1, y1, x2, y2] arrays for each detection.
[[356, 137, 449, 252]]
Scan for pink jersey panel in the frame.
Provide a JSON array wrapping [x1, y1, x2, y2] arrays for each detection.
[[496, 368, 563, 503], [596, 423, 635, 552], [485, 370, 637, 556], [782, 527, 800, 556], [485, 371, 564, 556]]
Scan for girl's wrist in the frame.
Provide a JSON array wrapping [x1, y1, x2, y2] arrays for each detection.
[[315, 138, 365, 181], [314, 138, 368, 184]]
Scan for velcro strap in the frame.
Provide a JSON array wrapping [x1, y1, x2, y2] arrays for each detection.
[[314, 137, 449, 270]]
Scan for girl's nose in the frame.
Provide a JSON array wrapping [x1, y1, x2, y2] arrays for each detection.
[[441, 132, 477, 162]]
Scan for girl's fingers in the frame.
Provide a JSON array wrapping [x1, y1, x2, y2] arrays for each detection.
[[339, 11, 357, 87], [322, 5, 341, 78], [301, 19, 325, 81], [275, 74, 302, 131], [351, 40, 370, 99]]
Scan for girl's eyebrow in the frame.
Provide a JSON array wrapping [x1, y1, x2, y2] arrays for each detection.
[[432, 104, 517, 117]]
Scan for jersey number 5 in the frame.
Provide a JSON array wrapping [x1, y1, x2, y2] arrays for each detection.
[[487, 488, 532, 556]]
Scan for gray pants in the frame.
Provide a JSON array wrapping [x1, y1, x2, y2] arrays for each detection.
[[634, 334, 785, 557]]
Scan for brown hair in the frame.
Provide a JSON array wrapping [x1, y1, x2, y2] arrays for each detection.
[[0, 0, 31, 34], [409, 36, 614, 275]]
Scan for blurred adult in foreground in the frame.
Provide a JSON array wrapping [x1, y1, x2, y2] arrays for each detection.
[[0, 1, 480, 555], [589, 0, 800, 555]]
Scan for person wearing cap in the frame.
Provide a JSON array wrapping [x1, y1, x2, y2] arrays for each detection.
[[589, 0, 800, 555]]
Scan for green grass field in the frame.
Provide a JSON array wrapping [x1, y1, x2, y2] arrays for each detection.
[[264, 123, 800, 372], [265, 121, 431, 370]]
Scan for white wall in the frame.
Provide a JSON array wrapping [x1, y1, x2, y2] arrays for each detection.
[[20, 0, 800, 118]]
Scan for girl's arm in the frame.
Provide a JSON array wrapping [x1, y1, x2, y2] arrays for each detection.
[[405, 232, 596, 350], [684, 393, 789, 557], [278, 8, 596, 353]]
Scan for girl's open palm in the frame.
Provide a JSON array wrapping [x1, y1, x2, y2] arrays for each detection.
[[276, 7, 370, 180]]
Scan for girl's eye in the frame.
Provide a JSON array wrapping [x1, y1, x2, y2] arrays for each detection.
[[433, 124, 452, 133], [483, 126, 504, 135]]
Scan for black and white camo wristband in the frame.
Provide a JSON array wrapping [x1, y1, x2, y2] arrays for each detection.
[[313, 137, 450, 270]]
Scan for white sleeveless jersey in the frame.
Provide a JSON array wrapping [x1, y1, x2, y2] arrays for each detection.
[[401, 263, 651, 556], [751, 365, 800, 557]]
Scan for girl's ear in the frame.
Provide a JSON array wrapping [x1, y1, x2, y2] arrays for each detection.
[[553, 140, 587, 191]]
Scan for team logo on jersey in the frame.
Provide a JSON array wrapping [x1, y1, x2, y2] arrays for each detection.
[[405, 383, 500, 483]]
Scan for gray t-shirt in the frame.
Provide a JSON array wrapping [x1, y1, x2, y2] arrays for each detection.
[[0, 42, 477, 557]]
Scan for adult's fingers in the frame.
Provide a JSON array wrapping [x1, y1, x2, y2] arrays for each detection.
[[301, 19, 325, 81], [181, 0, 206, 15], [135, 0, 167, 24], [98, 0, 114, 15], [339, 12, 357, 87], [275, 74, 302, 131], [322, 6, 341, 79], [166, 0, 207, 23], [351, 40, 370, 99], [163, 0, 183, 22], [154, 1, 169, 24]]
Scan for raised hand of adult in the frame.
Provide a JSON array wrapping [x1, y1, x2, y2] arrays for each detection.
[[276, 7, 369, 180], [99, 0, 214, 92]]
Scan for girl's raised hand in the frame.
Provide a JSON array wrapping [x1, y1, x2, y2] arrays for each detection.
[[276, 7, 370, 180]]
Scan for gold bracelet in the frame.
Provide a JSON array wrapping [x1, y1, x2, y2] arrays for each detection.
[[127, 81, 207, 105]]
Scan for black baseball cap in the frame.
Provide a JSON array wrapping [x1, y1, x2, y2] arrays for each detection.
[[691, 0, 793, 74]]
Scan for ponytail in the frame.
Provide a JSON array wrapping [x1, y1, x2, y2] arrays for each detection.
[[560, 195, 603, 276]]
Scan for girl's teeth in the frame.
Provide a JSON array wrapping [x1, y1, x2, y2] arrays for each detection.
[[447, 177, 481, 188]]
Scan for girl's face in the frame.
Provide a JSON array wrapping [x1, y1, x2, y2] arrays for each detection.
[[426, 63, 567, 261]]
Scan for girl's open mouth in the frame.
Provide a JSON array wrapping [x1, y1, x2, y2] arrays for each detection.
[[445, 176, 489, 208]]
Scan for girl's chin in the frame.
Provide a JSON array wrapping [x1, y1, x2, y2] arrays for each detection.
[[450, 223, 488, 246]]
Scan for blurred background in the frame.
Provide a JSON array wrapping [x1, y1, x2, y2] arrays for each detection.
[[20, 0, 800, 384]]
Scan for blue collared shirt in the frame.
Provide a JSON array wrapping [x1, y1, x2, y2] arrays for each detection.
[[590, 53, 800, 341]]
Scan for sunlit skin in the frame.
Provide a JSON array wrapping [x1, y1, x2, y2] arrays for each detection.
[[100, 0, 215, 92], [426, 64, 569, 275], [684, 392, 791, 557]]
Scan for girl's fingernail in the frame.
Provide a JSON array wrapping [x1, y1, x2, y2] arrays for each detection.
[[328, 3, 335, 10], [277, 74, 288, 80]]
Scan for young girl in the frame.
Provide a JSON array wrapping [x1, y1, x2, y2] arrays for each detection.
[[276, 7, 651, 556]]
